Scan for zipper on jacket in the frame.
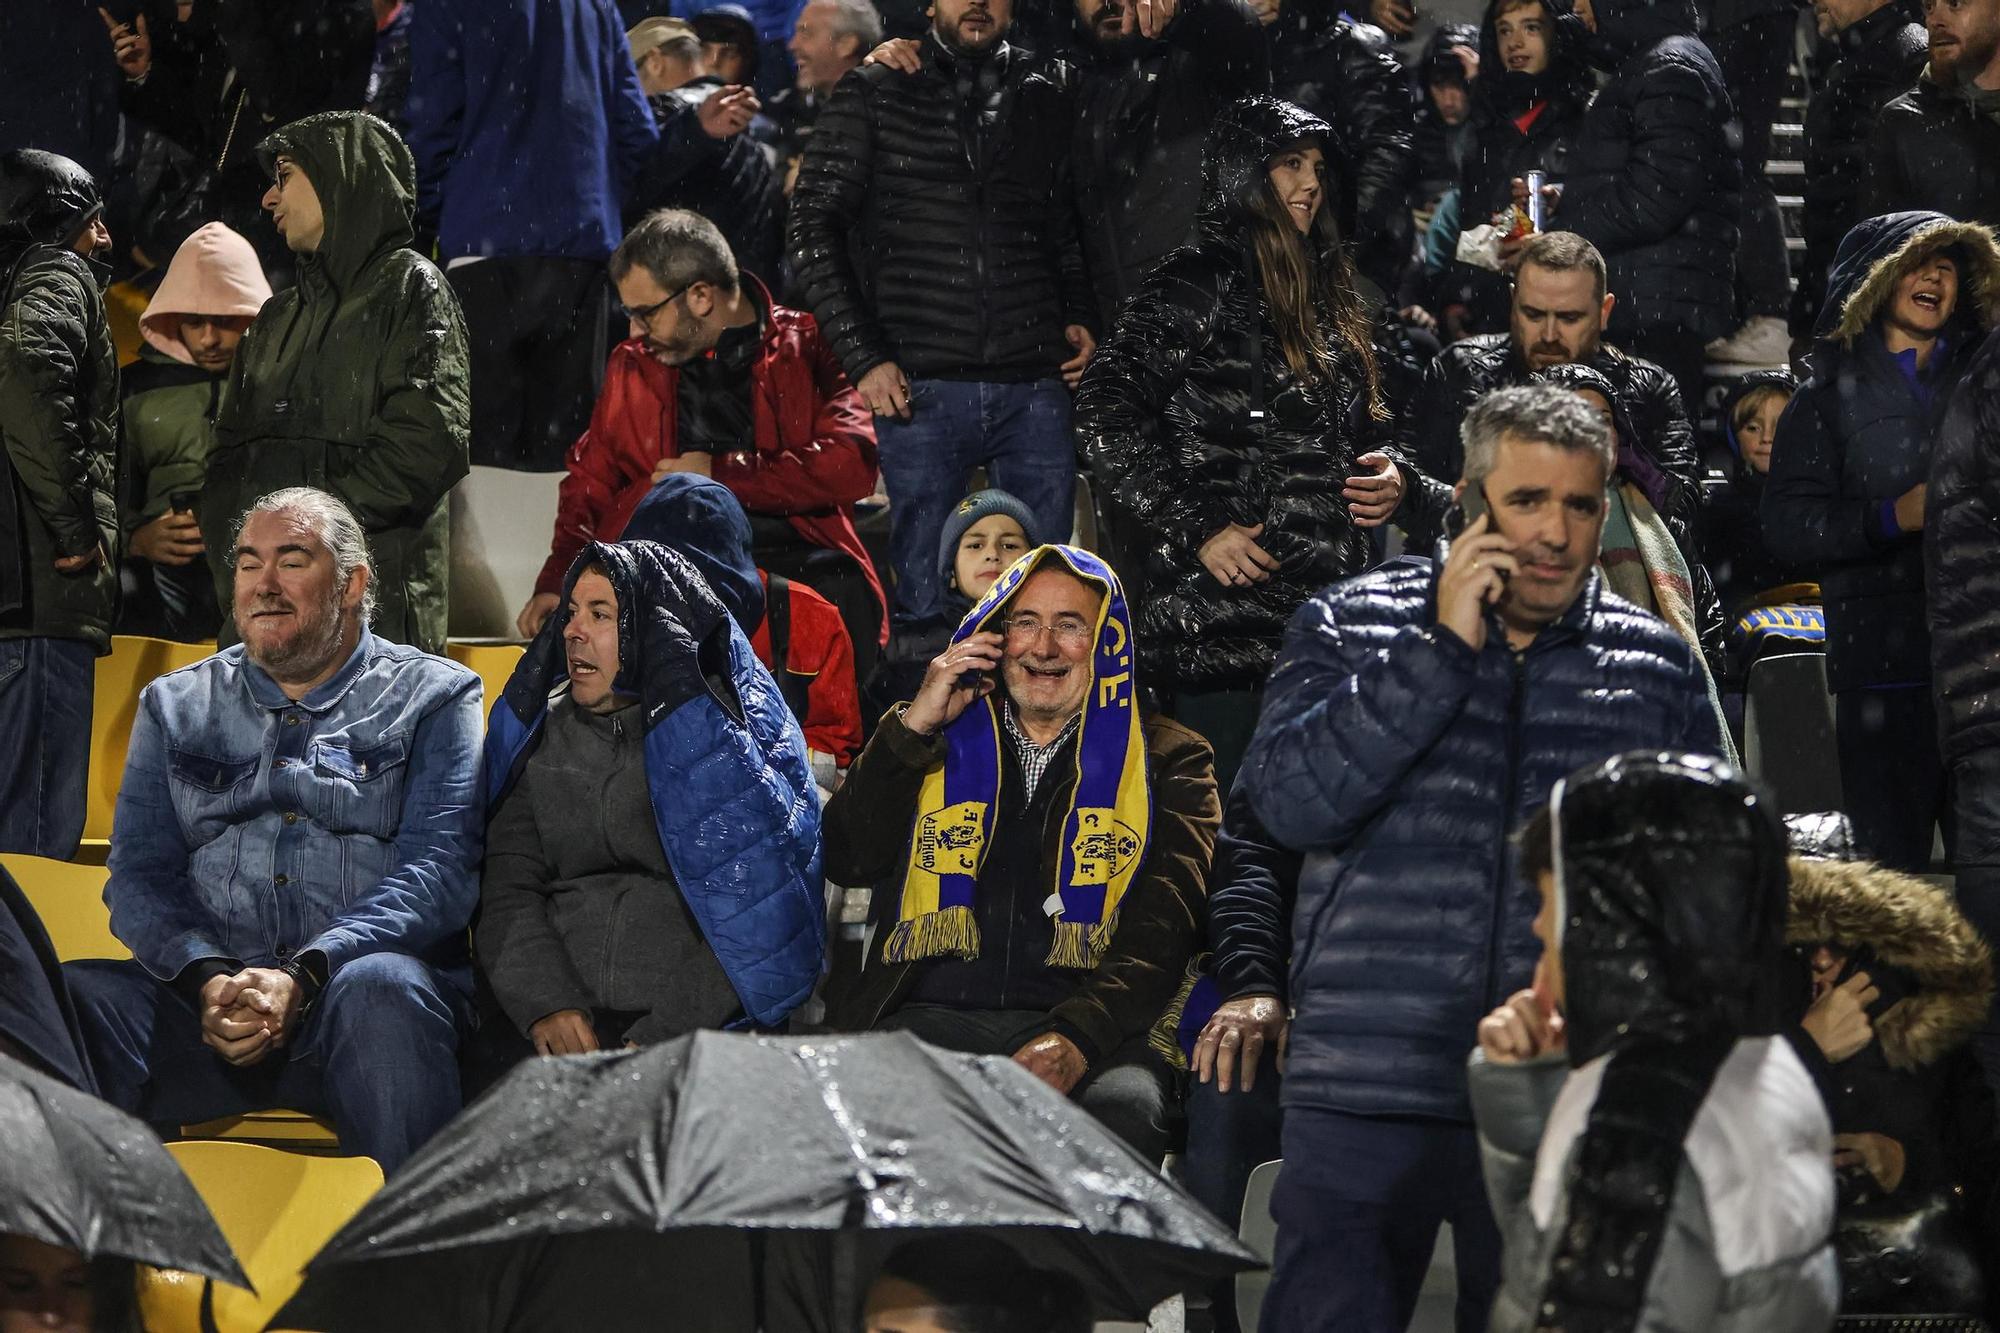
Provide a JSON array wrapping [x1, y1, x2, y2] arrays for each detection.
[[1481, 647, 1528, 1013]]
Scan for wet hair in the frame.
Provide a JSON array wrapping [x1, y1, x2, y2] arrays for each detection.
[[233, 486, 376, 622], [611, 208, 740, 297], [1248, 138, 1386, 418], [816, 0, 883, 51], [1459, 382, 1616, 487], [1730, 382, 1789, 432], [1516, 230, 1608, 302], [873, 1238, 1093, 1333]]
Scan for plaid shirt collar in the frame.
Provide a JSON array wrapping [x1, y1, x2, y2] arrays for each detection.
[[1001, 699, 1081, 804]]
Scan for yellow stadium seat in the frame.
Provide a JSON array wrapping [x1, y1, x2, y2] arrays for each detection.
[[86, 636, 215, 851], [181, 1108, 341, 1152], [0, 854, 127, 961], [138, 1141, 383, 1333], [445, 639, 524, 711]]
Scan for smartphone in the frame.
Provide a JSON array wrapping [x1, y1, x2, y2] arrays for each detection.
[[1446, 483, 1489, 539], [1833, 945, 1913, 1021]]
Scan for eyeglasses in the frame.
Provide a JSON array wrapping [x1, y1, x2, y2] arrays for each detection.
[[618, 284, 692, 328], [999, 615, 1093, 647]]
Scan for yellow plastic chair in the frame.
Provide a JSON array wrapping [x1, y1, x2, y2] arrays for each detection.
[[138, 1141, 383, 1333], [445, 639, 525, 712], [85, 636, 215, 854], [0, 853, 126, 960], [180, 1108, 341, 1153]]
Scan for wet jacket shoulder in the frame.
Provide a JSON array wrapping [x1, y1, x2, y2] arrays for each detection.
[[635, 81, 779, 282], [1865, 76, 2000, 230], [1242, 559, 1720, 1119], [1793, 3, 1927, 336], [821, 707, 1220, 1064], [1557, 4, 1741, 342], [206, 113, 470, 654], [1930, 328, 2000, 762], [0, 245, 119, 650], [787, 44, 1093, 386]]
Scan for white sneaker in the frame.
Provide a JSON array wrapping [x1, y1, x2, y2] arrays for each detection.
[[1704, 315, 1791, 367]]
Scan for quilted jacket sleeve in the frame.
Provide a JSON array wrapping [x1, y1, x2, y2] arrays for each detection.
[[1207, 780, 1302, 1002], [0, 262, 113, 558], [787, 69, 891, 385]]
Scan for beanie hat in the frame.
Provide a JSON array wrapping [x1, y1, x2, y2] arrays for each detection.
[[938, 488, 1040, 589]]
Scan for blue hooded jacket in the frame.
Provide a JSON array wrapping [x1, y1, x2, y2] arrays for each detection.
[[623, 475, 766, 635], [482, 540, 824, 1027]]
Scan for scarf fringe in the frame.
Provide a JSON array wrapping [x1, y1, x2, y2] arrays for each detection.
[[881, 905, 981, 964], [1148, 955, 1208, 1072], [1043, 901, 1125, 971]]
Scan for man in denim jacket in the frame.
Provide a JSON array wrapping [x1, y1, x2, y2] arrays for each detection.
[[66, 486, 484, 1173]]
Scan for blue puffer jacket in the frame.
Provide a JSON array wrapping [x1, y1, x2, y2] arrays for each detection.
[[483, 540, 825, 1028], [1243, 558, 1722, 1121]]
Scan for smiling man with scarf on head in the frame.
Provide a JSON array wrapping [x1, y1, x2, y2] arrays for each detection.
[[821, 545, 1220, 1159]]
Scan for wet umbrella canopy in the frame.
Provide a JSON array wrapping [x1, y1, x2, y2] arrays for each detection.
[[274, 1031, 1255, 1329], [0, 1054, 247, 1288]]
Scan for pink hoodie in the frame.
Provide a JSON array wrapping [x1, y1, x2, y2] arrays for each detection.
[[139, 223, 273, 365]]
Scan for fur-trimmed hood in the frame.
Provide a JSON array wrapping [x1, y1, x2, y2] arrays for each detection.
[[1820, 211, 2000, 345], [1786, 855, 1994, 1071]]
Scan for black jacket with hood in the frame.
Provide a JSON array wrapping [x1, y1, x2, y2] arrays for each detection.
[[1792, 0, 1928, 338], [1929, 319, 2000, 765], [1764, 211, 2000, 693], [1706, 368, 1809, 618], [1460, 0, 1592, 237], [1266, 8, 1415, 295], [1555, 0, 1742, 344], [1865, 68, 2000, 233], [0, 150, 119, 652], [1074, 97, 1376, 692], [204, 111, 470, 655]]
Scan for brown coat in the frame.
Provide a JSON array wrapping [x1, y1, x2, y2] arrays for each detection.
[[821, 707, 1221, 1062]]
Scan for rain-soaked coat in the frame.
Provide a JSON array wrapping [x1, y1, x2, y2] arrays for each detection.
[[205, 111, 470, 653], [1929, 322, 2000, 767], [1763, 211, 2000, 693], [1472, 753, 1839, 1333], [1075, 96, 1377, 692], [0, 150, 119, 652]]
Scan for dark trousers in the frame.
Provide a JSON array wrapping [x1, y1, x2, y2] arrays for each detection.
[[1951, 747, 2000, 1088], [66, 954, 474, 1174], [0, 636, 92, 859], [1836, 685, 1951, 873], [877, 1003, 1175, 1161], [1711, 11, 1797, 321], [1183, 1051, 1284, 1333], [1261, 1107, 1501, 1333], [450, 257, 610, 472]]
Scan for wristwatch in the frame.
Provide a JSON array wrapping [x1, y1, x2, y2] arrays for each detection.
[[279, 954, 326, 1018]]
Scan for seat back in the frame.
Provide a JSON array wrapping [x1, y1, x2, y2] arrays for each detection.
[[89, 637, 214, 844], [444, 640, 525, 715], [138, 1141, 382, 1333], [1742, 651, 1843, 815], [0, 854, 126, 960], [1235, 1159, 1283, 1332]]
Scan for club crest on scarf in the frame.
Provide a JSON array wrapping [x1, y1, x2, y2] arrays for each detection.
[[884, 544, 1152, 970]]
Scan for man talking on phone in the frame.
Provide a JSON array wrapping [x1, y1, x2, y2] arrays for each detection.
[[1241, 382, 1722, 1331]]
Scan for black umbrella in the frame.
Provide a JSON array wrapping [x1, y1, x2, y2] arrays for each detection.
[[273, 1030, 1255, 1330], [0, 1053, 248, 1287]]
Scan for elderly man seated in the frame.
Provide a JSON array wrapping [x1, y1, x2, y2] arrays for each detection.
[[66, 487, 483, 1173], [821, 545, 1220, 1158]]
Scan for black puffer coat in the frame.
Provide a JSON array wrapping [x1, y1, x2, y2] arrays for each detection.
[[1555, 0, 1741, 344], [1929, 326, 2000, 765], [1791, 0, 1927, 338], [1267, 10, 1415, 295], [1409, 24, 1479, 206], [1765, 212, 2000, 694], [1074, 97, 1374, 692], [1865, 72, 2000, 231], [634, 80, 781, 284], [1460, 0, 1591, 235], [787, 39, 1093, 386], [1067, 0, 1270, 329]]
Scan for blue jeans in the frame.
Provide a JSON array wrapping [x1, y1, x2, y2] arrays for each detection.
[[66, 953, 473, 1174], [0, 636, 93, 858], [873, 378, 1076, 626], [1261, 1107, 1500, 1333]]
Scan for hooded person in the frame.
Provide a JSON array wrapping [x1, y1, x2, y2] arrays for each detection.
[[204, 110, 470, 655], [1543, 0, 1741, 402], [1076, 96, 1398, 789], [1411, 22, 1481, 206], [1764, 210, 2000, 873], [121, 221, 272, 641], [624, 473, 862, 777], [1471, 751, 1840, 1333], [1705, 369, 1823, 678], [0, 149, 119, 860], [477, 538, 825, 1057], [1784, 851, 2000, 1318]]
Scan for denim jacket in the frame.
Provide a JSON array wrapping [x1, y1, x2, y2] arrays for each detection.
[[105, 629, 485, 988]]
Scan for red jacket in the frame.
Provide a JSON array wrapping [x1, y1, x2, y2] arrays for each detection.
[[535, 291, 887, 641], [750, 571, 861, 767]]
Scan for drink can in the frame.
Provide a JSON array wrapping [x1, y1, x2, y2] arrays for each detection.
[[1525, 170, 1546, 232]]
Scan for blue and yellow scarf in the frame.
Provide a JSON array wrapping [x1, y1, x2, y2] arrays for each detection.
[[884, 545, 1151, 970]]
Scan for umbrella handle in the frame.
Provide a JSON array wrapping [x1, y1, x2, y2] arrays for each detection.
[[200, 1281, 222, 1333]]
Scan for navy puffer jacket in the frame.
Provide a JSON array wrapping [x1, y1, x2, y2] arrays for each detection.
[[1242, 558, 1721, 1120]]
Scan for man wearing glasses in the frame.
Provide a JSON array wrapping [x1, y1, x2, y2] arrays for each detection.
[[517, 208, 886, 667], [818, 545, 1221, 1160]]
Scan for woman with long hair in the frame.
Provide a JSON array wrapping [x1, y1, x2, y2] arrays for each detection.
[[1076, 95, 1399, 787]]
